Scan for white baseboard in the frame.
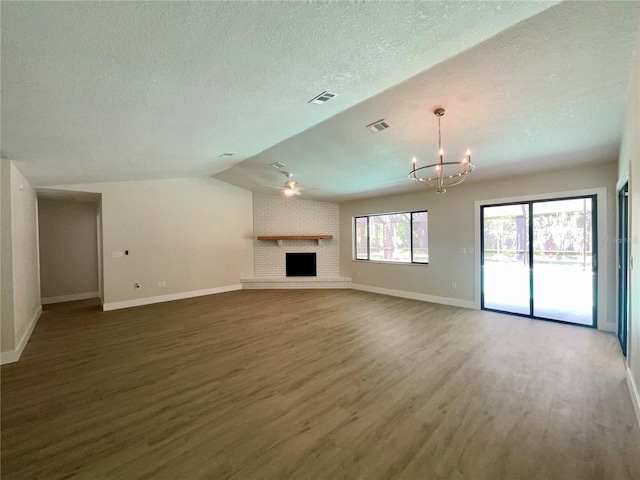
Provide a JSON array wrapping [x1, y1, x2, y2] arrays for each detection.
[[351, 284, 476, 310], [627, 367, 640, 429], [41, 291, 100, 305], [0, 305, 42, 365], [598, 322, 616, 333], [102, 284, 242, 311]]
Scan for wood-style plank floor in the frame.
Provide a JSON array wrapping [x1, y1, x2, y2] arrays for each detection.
[[2, 289, 639, 479]]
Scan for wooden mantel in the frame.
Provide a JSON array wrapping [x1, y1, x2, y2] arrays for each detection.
[[257, 235, 333, 247], [257, 235, 332, 241]]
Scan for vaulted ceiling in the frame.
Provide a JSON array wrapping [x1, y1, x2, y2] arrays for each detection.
[[2, 1, 638, 201]]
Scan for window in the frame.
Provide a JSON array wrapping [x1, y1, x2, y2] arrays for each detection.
[[354, 211, 428, 264]]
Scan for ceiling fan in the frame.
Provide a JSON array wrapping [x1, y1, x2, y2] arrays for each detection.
[[264, 172, 302, 196]]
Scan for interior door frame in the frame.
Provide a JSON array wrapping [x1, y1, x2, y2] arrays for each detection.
[[474, 187, 609, 331], [618, 181, 629, 355]]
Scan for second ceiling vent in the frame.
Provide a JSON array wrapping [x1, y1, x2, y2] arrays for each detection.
[[366, 119, 390, 133]]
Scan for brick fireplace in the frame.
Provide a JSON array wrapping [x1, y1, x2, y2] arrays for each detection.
[[241, 194, 351, 289]]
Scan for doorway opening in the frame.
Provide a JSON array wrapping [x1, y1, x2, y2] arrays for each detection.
[[36, 190, 103, 307]]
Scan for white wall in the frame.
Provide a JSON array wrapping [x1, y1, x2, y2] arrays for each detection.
[[46, 177, 254, 309], [10, 162, 41, 344], [1, 159, 16, 352], [253, 194, 340, 277], [1, 159, 42, 363], [618, 36, 640, 424], [340, 161, 617, 330], [38, 199, 99, 302]]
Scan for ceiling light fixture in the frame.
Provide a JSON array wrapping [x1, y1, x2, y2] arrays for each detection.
[[263, 172, 302, 196], [282, 173, 300, 196], [409, 108, 474, 194]]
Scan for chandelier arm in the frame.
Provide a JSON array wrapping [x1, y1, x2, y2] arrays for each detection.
[[409, 162, 476, 173], [410, 175, 470, 189]]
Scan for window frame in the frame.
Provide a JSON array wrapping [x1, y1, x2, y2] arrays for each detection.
[[354, 210, 428, 265]]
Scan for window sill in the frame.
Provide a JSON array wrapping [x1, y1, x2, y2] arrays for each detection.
[[352, 259, 429, 266]]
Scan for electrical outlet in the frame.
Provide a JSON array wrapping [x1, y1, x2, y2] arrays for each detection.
[[157, 281, 162, 287], [458, 247, 467, 254], [468, 247, 474, 254], [451, 282, 457, 290]]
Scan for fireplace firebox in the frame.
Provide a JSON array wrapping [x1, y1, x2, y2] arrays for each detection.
[[286, 253, 317, 277]]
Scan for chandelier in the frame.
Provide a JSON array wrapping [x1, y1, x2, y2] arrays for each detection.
[[409, 108, 474, 193]]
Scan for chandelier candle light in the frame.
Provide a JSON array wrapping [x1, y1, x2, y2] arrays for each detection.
[[409, 108, 474, 193]]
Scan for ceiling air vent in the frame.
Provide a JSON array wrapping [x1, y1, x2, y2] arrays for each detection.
[[270, 162, 287, 169], [219, 152, 235, 158], [366, 120, 390, 133], [308, 91, 337, 105]]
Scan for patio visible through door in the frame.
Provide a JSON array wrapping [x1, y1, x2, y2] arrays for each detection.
[[481, 195, 597, 327]]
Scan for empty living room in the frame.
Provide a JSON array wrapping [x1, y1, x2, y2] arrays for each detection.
[[1, 1, 640, 479]]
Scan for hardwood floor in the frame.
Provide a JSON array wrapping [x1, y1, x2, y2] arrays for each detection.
[[2, 289, 639, 479]]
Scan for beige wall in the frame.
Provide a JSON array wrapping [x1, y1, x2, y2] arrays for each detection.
[[1, 160, 42, 362], [618, 36, 640, 420], [340, 161, 617, 330], [47, 177, 254, 308], [38, 199, 99, 300]]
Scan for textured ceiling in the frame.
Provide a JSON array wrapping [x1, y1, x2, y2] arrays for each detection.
[[1, 1, 638, 201]]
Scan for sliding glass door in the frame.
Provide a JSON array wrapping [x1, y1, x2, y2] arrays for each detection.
[[482, 204, 530, 315], [481, 195, 597, 327]]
